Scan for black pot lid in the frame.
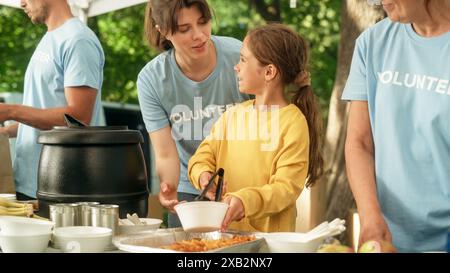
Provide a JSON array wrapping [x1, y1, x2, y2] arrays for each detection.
[[38, 126, 144, 144]]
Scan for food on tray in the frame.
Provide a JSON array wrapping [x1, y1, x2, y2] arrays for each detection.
[[161, 235, 256, 252]]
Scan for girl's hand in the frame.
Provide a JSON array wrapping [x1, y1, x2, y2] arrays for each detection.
[[221, 195, 245, 231], [198, 171, 215, 201]]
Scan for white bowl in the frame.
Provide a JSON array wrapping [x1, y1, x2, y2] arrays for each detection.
[[53, 226, 112, 253], [0, 216, 55, 236], [174, 201, 229, 232], [0, 194, 16, 201], [260, 232, 324, 253], [118, 218, 162, 235], [0, 232, 52, 253]]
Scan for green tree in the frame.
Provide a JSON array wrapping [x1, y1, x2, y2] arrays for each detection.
[[89, 5, 149, 104], [0, 0, 341, 114], [210, 0, 341, 115], [0, 7, 45, 93]]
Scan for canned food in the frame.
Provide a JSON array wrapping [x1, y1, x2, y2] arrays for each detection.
[[75, 202, 100, 226], [49, 203, 80, 227], [91, 204, 119, 235]]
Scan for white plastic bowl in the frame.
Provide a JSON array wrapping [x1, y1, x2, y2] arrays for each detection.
[[53, 226, 112, 253], [174, 201, 229, 232], [0, 216, 55, 236], [118, 218, 162, 235], [0, 232, 52, 253], [0, 194, 16, 201], [260, 232, 324, 253]]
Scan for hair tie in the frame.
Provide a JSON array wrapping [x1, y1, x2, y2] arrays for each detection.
[[294, 71, 311, 88]]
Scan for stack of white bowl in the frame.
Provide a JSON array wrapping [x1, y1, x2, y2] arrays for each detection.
[[0, 216, 54, 253], [0, 194, 16, 201]]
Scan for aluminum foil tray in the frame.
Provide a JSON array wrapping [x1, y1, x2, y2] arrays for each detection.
[[113, 228, 264, 253]]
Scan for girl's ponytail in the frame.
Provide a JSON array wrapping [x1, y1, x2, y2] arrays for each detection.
[[291, 72, 324, 187]]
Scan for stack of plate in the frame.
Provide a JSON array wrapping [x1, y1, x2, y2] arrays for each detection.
[[0, 193, 16, 201]]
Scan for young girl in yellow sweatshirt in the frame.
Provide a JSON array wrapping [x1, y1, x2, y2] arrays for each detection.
[[187, 24, 323, 233]]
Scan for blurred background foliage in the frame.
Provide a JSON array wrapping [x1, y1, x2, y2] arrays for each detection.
[[0, 0, 341, 115]]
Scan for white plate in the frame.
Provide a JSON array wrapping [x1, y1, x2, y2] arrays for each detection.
[[0, 194, 16, 201]]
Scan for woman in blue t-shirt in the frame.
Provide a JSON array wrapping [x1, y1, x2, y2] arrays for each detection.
[[343, 0, 450, 252], [137, 0, 250, 228]]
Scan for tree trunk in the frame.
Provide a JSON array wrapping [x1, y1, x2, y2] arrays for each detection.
[[321, 0, 385, 244]]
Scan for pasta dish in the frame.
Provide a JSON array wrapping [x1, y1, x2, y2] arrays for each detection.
[[161, 235, 256, 252]]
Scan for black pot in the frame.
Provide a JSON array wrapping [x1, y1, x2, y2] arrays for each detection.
[[36, 125, 149, 219]]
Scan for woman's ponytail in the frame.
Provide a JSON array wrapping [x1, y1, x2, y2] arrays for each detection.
[[144, 1, 173, 51]]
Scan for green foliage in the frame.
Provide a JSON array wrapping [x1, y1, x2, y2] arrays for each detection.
[[280, 0, 341, 116], [89, 5, 150, 104], [209, 0, 341, 115], [0, 1, 341, 112], [0, 7, 45, 93]]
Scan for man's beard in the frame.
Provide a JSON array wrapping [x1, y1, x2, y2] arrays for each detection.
[[30, 5, 48, 24]]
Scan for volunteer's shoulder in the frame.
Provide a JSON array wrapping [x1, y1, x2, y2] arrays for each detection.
[[138, 51, 172, 85]]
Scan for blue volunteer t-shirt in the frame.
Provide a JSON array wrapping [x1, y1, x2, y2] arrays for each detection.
[[14, 18, 104, 198], [342, 18, 450, 252], [137, 35, 251, 195]]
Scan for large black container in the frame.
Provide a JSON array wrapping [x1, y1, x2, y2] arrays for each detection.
[[36, 126, 149, 219]]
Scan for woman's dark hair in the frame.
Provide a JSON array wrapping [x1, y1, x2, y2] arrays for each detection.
[[144, 0, 212, 51], [247, 23, 324, 187]]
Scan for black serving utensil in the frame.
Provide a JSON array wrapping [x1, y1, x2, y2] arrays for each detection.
[[64, 113, 87, 128], [195, 168, 224, 201], [214, 169, 225, 202]]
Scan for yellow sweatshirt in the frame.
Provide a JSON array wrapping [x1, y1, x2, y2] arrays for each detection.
[[188, 100, 309, 232]]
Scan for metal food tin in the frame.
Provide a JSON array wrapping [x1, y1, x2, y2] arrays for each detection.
[[75, 202, 100, 226], [91, 204, 119, 235], [49, 203, 81, 227]]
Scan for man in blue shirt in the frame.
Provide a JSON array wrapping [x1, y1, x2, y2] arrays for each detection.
[[0, 0, 104, 200], [343, 0, 450, 252]]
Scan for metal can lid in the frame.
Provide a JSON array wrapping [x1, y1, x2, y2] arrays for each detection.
[[49, 203, 80, 213], [75, 202, 100, 211], [91, 204, 119, 214]]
